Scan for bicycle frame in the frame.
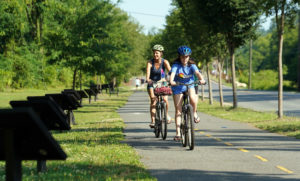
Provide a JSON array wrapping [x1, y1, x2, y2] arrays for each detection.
[[152, 81, 169, 139], [176, 81, 204, 150], [182, 91, 190, 121]]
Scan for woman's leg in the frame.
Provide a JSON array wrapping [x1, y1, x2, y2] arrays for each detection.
[[162, 96, 171, 122], [189, 88, 199, 119], [173, 94, 183, 136], [147, 88, 157, 125]]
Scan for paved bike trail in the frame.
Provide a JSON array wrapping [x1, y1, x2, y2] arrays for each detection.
[[117, 90, 300, 181]]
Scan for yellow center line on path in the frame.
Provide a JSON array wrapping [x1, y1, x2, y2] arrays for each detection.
[[195, 132, 294, 173], [238, 148, 249, 153], [224, 142, 233, 146], [254, 155, 268, 162], [276, 165, 293, 174], [214, 138, 222, 142]]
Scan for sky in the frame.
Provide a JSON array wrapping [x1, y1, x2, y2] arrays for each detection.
[[113, 0, 173, 34], [113, 0, 271, 34]]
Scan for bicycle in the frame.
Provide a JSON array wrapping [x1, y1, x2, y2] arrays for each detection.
[[176, 81, 205, 150], [152, 81, 172, 140]]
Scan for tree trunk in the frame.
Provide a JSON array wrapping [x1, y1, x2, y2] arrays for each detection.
[[206, 61, 213, 104], [201, 68, 205, 101], [79, 69, 82, 90], [226, 57, 229, 81], [248, 39, 253, 90], [201, 84, 205, 101], [229, 46, 238, 108], [217, 57, 224, 107], [297, 9, 300, 91], [72, 67, 78, 90], [277, 2, 285, 118], [39, 14, 43, 42]]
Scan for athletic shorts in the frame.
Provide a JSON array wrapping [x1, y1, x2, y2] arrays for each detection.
[[171, 85, 195, 95], [147, 83, 154, 89]]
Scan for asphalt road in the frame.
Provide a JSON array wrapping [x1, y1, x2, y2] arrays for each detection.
[[118, 90, 300, 181], [205, 81, 300, 117]]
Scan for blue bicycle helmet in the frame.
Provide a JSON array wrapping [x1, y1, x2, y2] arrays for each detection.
[[177, 45, 192, 56]]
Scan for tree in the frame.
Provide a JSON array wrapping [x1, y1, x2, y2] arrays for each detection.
[[0, 0, 26, 54], [248, 39, 253, 89], [43, 0, 114, 89], [259, 0, 300, 118], [24, 0, 45, 42], [180, 0, 260, 108]]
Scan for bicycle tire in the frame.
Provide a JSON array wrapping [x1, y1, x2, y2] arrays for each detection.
[[154, 107, 160, 138], [187, 105, 195, 150], [161, 102, 167, 140], [180, 113, 187, 147]]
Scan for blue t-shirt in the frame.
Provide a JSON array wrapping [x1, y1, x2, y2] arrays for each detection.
[[171, 63, 199, 94]]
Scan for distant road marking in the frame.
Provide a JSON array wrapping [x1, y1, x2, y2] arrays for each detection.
[[276, 165, 293, 174], [238, 148, 249, 152], [214, 138, 222, 142], [254, 155, 268, 162], [194, 128, 199, 131], [224, 142, 233, 146], [196, 131, 294, 174]]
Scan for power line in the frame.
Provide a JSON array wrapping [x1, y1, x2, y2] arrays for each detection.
[[127, 11, 165, 18]]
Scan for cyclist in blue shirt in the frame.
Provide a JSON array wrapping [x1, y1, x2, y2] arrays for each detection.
[[169, 45, 205, 141], [146, 44, 172, 128]]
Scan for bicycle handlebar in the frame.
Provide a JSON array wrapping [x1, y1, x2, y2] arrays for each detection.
[[175, 80, 206, 86]]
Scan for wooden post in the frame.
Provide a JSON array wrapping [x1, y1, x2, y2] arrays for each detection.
[[4, 130, 22, 181]]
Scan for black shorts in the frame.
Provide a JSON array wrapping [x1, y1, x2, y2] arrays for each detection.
[[195, 85, 199, 94]]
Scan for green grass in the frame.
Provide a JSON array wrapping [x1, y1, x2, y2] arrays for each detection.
[[0, 87, 156, 181], [197, 99, 300, 139], [0, 87, 65, 108]]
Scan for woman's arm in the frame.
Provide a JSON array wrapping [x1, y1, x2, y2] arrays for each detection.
[[170, 72, 176, 86], [146, 61, 152, 83], [164, 59, 172, 72], [195, 71, 206, 84]]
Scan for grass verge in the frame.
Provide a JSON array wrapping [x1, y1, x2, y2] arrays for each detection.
[[0, 87, 156, 181], [197, 99, 300, 139]]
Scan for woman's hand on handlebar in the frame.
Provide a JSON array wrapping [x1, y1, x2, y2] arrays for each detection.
[[199, 79, 206, 85], [147, 79, 153, 85], [170, 81, 177, 86]]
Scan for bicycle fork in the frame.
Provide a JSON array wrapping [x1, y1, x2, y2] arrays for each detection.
[[155, 104, 161, 126], [182, 105, 189, 131]]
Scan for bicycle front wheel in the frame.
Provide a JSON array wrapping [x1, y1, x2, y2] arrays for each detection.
[[160, 102, 167, 140], [154, 108, 160, 138], [180, 114, 187, 147], [187, 105, 195, 150]]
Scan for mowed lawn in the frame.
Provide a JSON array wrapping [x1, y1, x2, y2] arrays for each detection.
[[0, 87, 156, 181], [197, 99, 300, 139]]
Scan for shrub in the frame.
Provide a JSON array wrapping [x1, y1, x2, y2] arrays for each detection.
[[239, 69, 278, 90], [57, 67, 73, 87]]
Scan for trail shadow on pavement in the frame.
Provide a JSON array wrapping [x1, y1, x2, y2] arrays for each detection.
[[151, 169, 298, 181]]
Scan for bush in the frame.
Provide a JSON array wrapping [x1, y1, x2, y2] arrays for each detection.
[[57, 67, 73, 87], [239, 69, 278, 90], [239, 69, 297, 91], [11, 55, 31, 88], [43, 65, 57, 85]]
